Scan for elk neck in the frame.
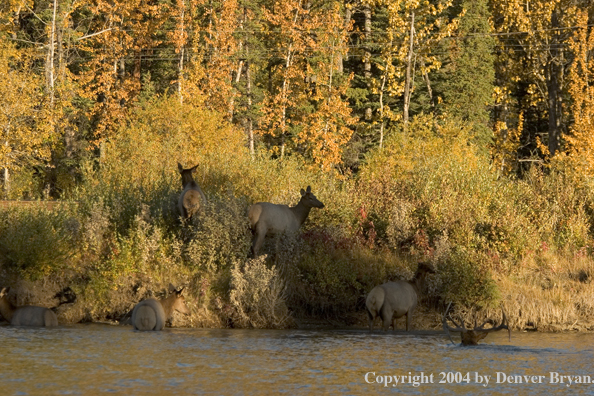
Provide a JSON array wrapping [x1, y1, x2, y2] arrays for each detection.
[[409, 270, 429, 294], [289, 199, 312, 226], [182, 178, 198, 189], [159, 294, 177, 318]]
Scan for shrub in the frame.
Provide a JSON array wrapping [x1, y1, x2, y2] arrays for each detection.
[[288, 228, 412, 317], [436, 247, 500, 308], [0, 206, 78, 280], [229, 257, 292, 328]]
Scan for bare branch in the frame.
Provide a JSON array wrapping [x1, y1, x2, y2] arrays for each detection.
[[76, 28, 113, 41]]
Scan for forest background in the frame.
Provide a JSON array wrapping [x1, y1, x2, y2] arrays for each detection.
[[1, 0, 594, 331]]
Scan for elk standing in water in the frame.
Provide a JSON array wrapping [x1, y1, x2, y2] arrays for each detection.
[[366, 263, 435, 331], [0, 287, 60, 326], [178, 162, 207, 219], [131, 284, 190, 331], [248, 186, 325, 257], [442, 303, 511, 345]]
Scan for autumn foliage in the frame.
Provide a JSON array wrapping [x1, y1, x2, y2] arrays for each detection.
[[1, 1, 594, 330]]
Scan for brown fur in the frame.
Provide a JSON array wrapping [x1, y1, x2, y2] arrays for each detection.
[[366, 263, 435, 331], [0, 287, 58, 327], [248, 186, 324, 256], [131, 284, 190, 331], [178, 163, 207, 219]]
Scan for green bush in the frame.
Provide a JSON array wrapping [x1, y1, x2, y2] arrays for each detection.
[[437, 247, 500, 308], [0, 206, 78, 280]]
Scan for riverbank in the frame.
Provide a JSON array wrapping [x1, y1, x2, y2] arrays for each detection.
[[3, 119, 594, 333]]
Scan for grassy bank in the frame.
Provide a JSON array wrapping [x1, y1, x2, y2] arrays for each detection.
[[1, 107, 594, 332]]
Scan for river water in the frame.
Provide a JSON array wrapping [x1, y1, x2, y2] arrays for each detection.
[[1, 324, 592, 395]]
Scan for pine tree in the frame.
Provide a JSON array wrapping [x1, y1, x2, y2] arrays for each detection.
[[432, 0, 495, 151]]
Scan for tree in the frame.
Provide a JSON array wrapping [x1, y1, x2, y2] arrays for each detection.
[[77, 0, 170, 152], [295, 1, 356, 169], [185, 0, 242, 116], [491, 0, 581, 158], [258, 0, 354, 169], [563, 10, 594, 180], [433, 0, 495, 150], [364, 0, 458, 128], [0, 40, 53, 197]]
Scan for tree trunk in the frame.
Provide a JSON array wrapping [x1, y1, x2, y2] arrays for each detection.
[[3, 167, 9, 198], [279, 2, 302, 159], [178, 0, 185, 104], [3, 138, 9, 197], [403, 11, 415, 127], [46, 0, 57, 106], [422, 58, 434, 109], [246, 59, 254, 158], [364, 4, 372, 120], [546, 8, 564, 157]]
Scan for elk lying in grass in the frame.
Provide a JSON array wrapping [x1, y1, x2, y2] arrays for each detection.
[[0, 287, 75, 327], [442, 303, 511, 346], [178, 162, 207, 219], [131, 284, 190, 331], [248, 185, 325, 257], [366, 263, 435, 331]]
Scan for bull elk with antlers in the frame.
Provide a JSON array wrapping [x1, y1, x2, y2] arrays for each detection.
[[442, 302, 511, 346]]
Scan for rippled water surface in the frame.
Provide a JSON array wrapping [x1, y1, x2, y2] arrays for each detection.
[[1, 324, 593, 395]]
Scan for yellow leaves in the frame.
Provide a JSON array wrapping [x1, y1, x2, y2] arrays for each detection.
[[491, 113, 523, 176], [0, 39, 53, 173], [256, 0, 354, 171], [560, 10, 594, 181], [376, 0, 457, 109]]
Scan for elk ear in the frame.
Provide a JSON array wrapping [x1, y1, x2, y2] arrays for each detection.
[[300, 188, 306, 196], [191, 164, 199, 172], [306, 185, 311, 193], [178, 163, 184, 172], [0, 287, 9, 297], [177, 287, 185, 296], [168, 283, 176, 293]]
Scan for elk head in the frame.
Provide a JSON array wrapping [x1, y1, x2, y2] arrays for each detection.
[[178, 163, 199, 188], [442, 303, 511, 346], [299, 186, 325, 209]]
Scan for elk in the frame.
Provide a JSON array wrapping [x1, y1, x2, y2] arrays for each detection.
[[0, 287, 60, 327], [442, 303, 511, 346], [248, 185, 325, 257], [366, 263, 435, 332], [178, 162, 207, 219], [131, 284, 190, 331]]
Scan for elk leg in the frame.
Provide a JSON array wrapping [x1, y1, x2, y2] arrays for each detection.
[[381, 304, 393, 331], [405, 311, 411, 332], [367, 310, 374, 332], [251, 226, 267, 257]]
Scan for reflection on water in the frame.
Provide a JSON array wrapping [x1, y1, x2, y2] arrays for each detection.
[[1, 324, 593, 395]]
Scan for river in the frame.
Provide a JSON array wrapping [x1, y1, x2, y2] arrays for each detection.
[[1, 324, 592, 395]]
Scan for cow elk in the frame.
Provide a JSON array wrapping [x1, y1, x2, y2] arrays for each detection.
[[248, 185, 325, 257], [178, 162, 207, 219], [442, 303, 511, 346], [131, 284, 190, 331], [0, 287, 59, 327], [366, 263, 435, 332]]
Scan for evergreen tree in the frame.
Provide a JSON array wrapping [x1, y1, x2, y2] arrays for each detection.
[[432, 0, 495, 151]]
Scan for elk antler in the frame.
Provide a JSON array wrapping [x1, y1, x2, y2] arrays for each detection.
[[442, 303, 511, 346]]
